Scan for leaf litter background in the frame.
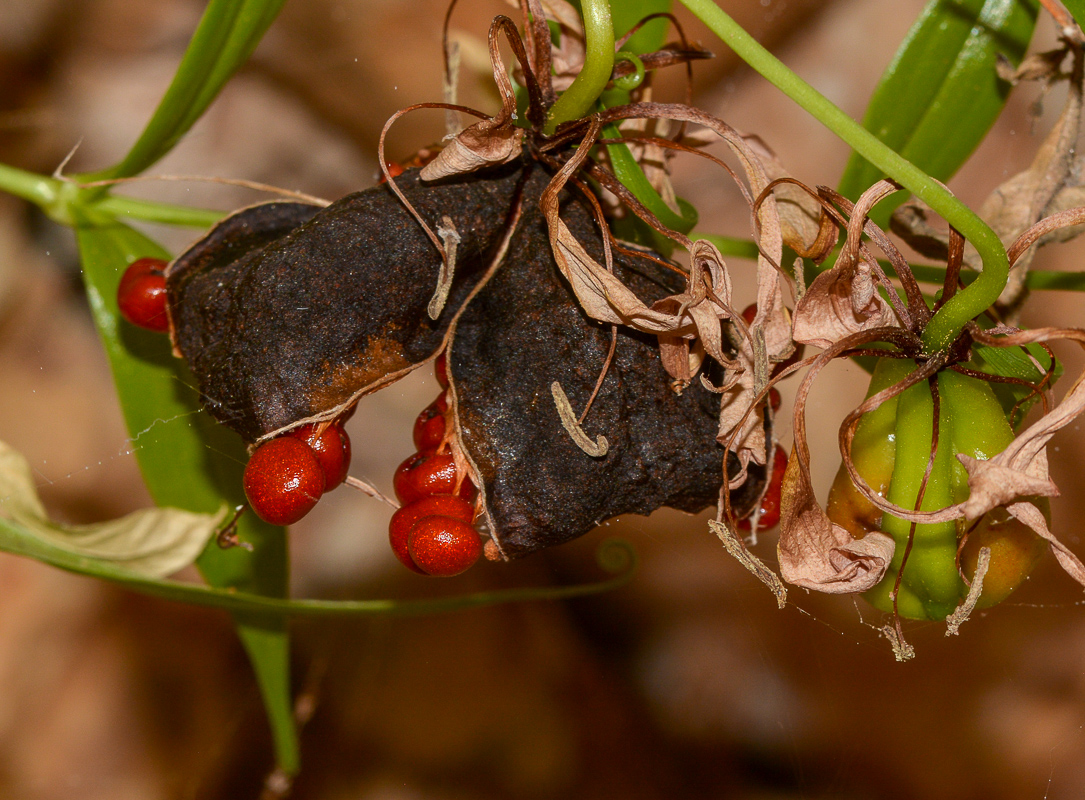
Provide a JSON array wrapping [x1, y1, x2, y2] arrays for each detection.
[[3, 0, 1085, 797]]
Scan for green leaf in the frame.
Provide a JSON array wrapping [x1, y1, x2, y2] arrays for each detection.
[[0, 440, 222, 577], [837, 0, 1038, 225], [74, 220, 298, 774], [611, 0, 672, 54], [84, 0, 288, 183], [1064, 0, 1085, 28]]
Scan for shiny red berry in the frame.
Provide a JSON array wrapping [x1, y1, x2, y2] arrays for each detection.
[[388, 495, 475, 573], [288, 422, 351, 489], [434, 352, 450, 389], [413, 399, 447, 451], [243, 437, 325, 525], [408, 515, 482, 576], [393, 450, 474, 504], [117, 257, 170, 332], [738, 445, 787, 531]]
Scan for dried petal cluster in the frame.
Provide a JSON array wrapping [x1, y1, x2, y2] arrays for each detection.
[[722, 40, 1085, 646]]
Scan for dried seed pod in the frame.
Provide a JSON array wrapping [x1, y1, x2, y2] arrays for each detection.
[[166, 157, 767, 559], [166, 164, 527, 442], [447, 168, 765, 558]]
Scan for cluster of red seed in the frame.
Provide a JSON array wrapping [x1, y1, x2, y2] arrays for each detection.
[[388, 353, 483, 576], [242, 419, 353, 525], [118, 256, 481, 575], [116, 257, 779, 560], [117, 257, 355, 528]]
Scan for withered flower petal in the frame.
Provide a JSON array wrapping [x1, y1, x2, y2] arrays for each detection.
[[778, 445, 894, 593]]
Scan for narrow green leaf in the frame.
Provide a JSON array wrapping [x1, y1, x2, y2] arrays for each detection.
[[236, 616, 298, 776], [74, 221, 297, 773], [1064, 0, 1085, 28], [838, 0, 1038, 224], [85, 0, 288, 183]]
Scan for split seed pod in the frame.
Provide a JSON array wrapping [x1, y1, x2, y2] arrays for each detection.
[[165, 158, 766, 556]]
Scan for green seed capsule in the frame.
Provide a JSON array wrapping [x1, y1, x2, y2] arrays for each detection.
[[827, 358, 1047, 621]]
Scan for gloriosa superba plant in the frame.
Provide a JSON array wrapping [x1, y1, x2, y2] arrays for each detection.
[[2, 0, 1085, 780]]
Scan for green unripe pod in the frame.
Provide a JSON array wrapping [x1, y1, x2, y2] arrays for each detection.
[[826, 358, 1047, 620]]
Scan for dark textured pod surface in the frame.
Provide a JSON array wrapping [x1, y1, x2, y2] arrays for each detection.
[[166, 164, 527, 441], [450, 166, 764, 558]]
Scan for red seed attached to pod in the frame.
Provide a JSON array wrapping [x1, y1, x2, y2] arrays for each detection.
[[738, 445, 787, 532], [393, 450, 474, 505], [434, 351, 450, 389], [243, 437, 325, 525], [288, 422, 352, 489], [377, 160, 405, 184], [388, 495, 475, 573], [413, 398, 448, 451], [408, 515, 482, 576], [117, 257, 170, 332]]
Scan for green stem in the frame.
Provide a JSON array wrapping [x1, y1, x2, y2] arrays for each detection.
[[605, 123, 696, 234], [0, 163, 58, 207], [544, 0, 615, 133], [677, 0, 1009, 354], [0, 162, 223, 228], [0, 516, 638, 617], [96, 195, 224, 228]]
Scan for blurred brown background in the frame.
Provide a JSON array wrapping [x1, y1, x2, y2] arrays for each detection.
[[2, 0, 1085, 797]]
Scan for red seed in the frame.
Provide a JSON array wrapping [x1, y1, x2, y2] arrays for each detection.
[[377, 161, 405, 184], [288, 422, 351, 489], [408, 515, 482, 576], [117, 257, 170, 332], [738, 445, 788, 531], [434, 352, 450, 389], [768, 387, 782, 413], [392, 450, 474, 505], [412, 403, 447, 451], [388, 495, 475, 573], [243, 437, 325, 525], [741, 302, 757, 326]]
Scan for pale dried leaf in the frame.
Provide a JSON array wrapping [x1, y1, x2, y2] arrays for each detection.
[[548, 224, 737, 374], [791, 259, 897, 349], [880, 623, 916, 662], [428, 216, 461, 318], [717, 355, 767, 474], [744, 135, 823, 254], [709, 519, 787, 608], [420, 122, 524, 180], [551, 381, 608, 457], [958, 368, 1085, 520], [946, 546, 990, 636], [0, 440, 222, 577], [1007, 500, 1085, 587], [777, 448, 895, 593]]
